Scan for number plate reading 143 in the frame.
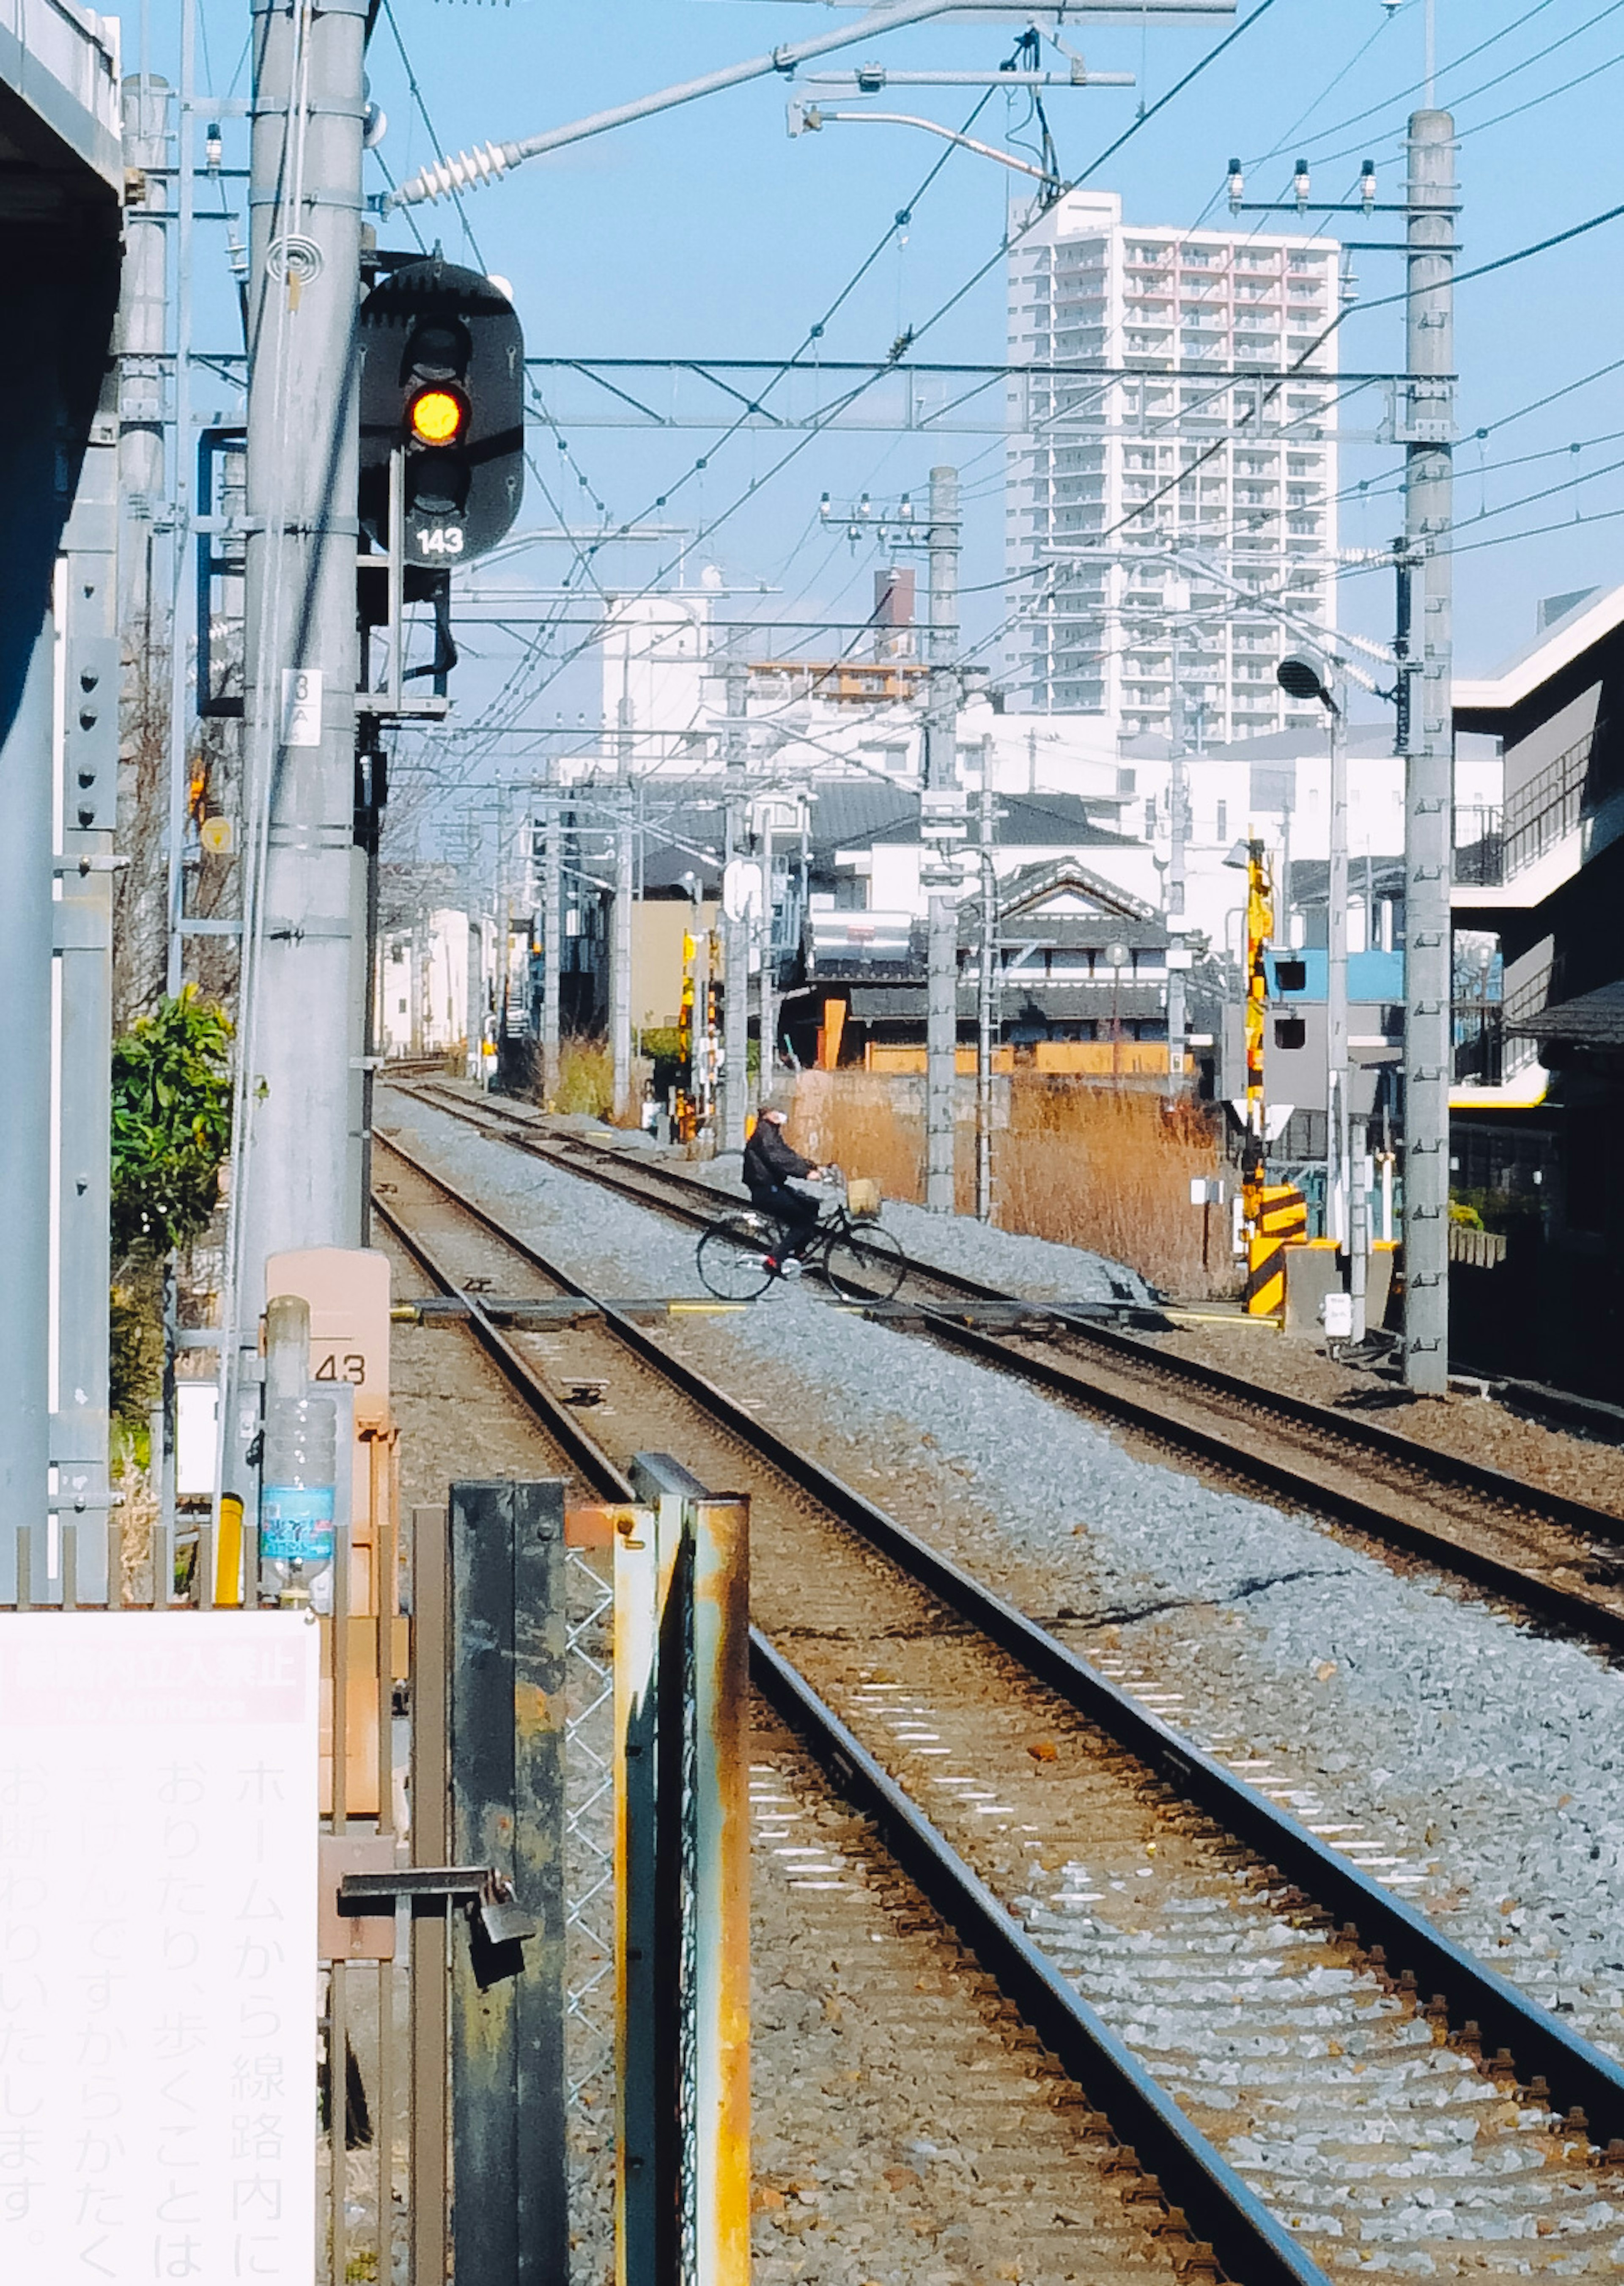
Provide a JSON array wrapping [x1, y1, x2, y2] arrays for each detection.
[[416, 525, 464, 555]]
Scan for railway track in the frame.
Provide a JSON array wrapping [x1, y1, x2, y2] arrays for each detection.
[[381, 1078, 1624, 1655], [373, 1124, 1624, 2286], [748, 1714, 1216, 2286]]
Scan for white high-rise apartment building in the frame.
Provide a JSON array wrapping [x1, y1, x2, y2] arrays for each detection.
[[1006, 190, 1341, 740]]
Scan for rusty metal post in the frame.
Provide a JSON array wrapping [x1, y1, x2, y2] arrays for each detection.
[[622, 1457, 751, 2286], [614, 1493, 661, 2284], [691, 1493, 751, 2286], [331, 1509, 352, 2285], [448, 1479, 568, 2282], [374, 1444, 397, 2280], [626, 1453, 706, 2282], [409, 1503, 449, 2286]]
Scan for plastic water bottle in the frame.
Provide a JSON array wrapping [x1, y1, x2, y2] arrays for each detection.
[[259, 1392, 339, 1611]]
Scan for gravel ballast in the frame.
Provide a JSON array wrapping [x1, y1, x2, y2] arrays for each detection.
[[379, 1091, 1624, 2072]]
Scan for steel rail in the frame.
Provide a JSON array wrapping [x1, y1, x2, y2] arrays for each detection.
[[369, 1186, 634, 1505], [751, 1630, 1330, 2286], [374, 1139, 1333, 2285], [381, 1087, 1624, 1647], [372, 1127, 1624, 2142], [388, 1082, 1159, 1319], [508, 1105, 1624, 1544]]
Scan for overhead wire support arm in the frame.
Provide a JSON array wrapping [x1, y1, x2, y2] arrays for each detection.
[[790, 105, 1062, 187], [381, 0, 1231, 212], [801, 67, 1136, 88]]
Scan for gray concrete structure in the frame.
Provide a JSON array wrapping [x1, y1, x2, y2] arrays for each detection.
[[1400, 107, 1457, 1394], [0, 0, 121, 1599]]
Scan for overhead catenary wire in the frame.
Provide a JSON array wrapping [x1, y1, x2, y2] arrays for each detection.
[[425, 1, 1284, 773], [402, 4, 1621, 803], [1300, 0, 1624, 174], [1278, 0, 1562, 162], [946, 184, 1624, 679], [395, 77, 1024, 796]]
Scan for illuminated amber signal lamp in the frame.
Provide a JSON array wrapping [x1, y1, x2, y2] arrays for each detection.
[[408, 386, 467, 446]]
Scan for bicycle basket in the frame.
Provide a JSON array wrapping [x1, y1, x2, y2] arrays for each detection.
[[846, 1177, 883, 1222]]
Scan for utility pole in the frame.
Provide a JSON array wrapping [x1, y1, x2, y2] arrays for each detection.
[[230, 0, 367, 1359], [491, 794, 511, 1082], [117, 74, 169, 639], [465, 911, 484, 1086], [1401, 106, 1456, 1395], [923, 464, 961, 1214], [1325, 680, 1350, 1246], [163, 0, 197, 1004], [539, 780, 562, 1106], [720, 642, 750, 1153], [975, 783, 998, 1223], [757, 808, 777, 1096], [1349, 1109, 1370, 1341], [611, 697, 636, 1122], [1166, 606, 1189, 1094]]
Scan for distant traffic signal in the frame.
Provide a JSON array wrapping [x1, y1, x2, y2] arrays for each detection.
[[357, 256, 524, 565]]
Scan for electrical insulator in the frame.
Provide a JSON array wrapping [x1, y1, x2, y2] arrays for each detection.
[[1293, 158, 1310, 212], [1226, 156, 1243, 214], [204, 121, 223, 173], [1360, 159, 1376, 214]]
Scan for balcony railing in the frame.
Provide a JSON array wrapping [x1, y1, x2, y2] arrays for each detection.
[[1452, 1004, 1504, 1087], [1452, 809, 1505, 886], [1454, 960, 1554, 1084], [1453, 717, 1605, 887]]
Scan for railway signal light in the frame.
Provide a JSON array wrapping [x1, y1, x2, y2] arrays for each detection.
[[357, 256, 524, 566], [407, 385, 466, 447]]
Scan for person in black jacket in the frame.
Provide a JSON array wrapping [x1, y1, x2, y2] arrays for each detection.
[[741, 1108, 827, 1256]]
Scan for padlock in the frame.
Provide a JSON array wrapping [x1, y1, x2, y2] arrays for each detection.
[[477, 1873, 535, 1948]]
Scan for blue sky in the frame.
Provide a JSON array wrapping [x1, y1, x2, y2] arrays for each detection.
[[170, 0, 1624, 763]]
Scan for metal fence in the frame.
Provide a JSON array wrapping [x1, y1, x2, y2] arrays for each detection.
[[565, 1534, 617, 2282], [1454, 715, 1604, 888], [1452, 1002, 1505, 1087]]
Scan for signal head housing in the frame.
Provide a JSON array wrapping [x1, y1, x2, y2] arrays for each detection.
[[358, 256, 524, 566]]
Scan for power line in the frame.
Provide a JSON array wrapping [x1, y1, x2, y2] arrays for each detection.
[[954, 184, 1624, 668], [1454, 44, 1624, 148], [438, 2, 1285, 756], [1287, 0, 1561, 161], [1304, 0, 1624, 174]]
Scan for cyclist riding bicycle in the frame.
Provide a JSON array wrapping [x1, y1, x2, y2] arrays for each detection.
[[741, 1107, 827, 1259]]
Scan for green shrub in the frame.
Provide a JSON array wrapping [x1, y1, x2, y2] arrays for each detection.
[[111, 988, 233, 1263], [109, 990, 233, 1425]]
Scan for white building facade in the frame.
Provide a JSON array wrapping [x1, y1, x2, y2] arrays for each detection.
[[379, 908, 470, 1059], [1006, 190, 1341, 739]]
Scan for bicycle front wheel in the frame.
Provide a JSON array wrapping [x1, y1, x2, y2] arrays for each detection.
[[696, 1213, 779, 1301], [824, 1223, 907, 1303]]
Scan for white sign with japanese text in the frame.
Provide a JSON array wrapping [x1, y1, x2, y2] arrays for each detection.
[[280, 667, 323, 749], [0, 1613, 319, 2283]]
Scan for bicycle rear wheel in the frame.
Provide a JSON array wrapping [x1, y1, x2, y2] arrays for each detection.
[[823, 1222, 907, 1303], [696, 1213, 780, 1301]]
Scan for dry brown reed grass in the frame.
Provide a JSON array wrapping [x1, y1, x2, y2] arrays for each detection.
[[788, 1072, 924, 1202], [534, 1035, 652, 1124], [789, 1070, 1226, 1297]]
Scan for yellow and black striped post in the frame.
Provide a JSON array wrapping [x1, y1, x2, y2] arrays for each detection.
[[1243, 1184, 1307, 1316]]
